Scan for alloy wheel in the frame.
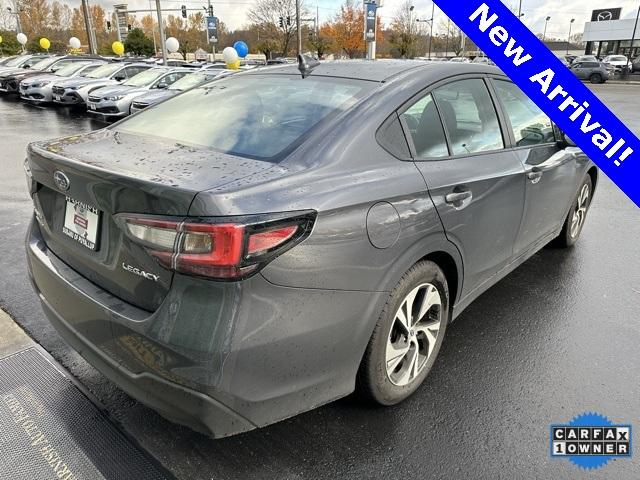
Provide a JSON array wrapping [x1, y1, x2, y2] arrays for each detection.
[[570, 183, 590, 238], [385, 283, 442, 386]]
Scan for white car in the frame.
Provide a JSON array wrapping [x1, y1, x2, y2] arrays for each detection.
[[19, 61, 104, 104], [602, 55, 629, 73]]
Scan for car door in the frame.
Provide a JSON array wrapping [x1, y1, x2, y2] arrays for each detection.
[[489, 79, 581, 254], [572, 63, 586, 79], [400, 76, 526, 297]]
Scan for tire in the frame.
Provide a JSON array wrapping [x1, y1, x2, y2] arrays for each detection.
[[356, 261, 449, 405], [589, 73, 603, 84], [553, 175, 593, 248]]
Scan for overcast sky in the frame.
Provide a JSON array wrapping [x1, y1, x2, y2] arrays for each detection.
[[77, 0, 640, 34]]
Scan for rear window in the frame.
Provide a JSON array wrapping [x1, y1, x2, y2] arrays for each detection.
[[114, 74, 373, 160]]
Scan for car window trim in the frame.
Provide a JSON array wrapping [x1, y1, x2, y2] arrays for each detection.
[[487, 76, 560, 151], [396, 73, 510, 162]]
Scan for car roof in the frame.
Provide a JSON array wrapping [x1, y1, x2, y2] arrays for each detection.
[[244, 59, 502, 83]]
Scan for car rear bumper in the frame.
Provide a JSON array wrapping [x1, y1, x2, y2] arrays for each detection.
[[26, 215, 384, 437]]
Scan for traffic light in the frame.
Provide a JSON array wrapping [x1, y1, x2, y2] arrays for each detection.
[[286, 16, 291, 26], [181, 5, 187, 18], [106, 20, 111, 31], [127, 24, 132, 31], [208, 5, 213, 17], [278, 16, 284, 28]]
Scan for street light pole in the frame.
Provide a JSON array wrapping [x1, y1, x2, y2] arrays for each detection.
[[296, 0, 301, 55], [155, 0, 168, 65], [567, 18, 575, 54], [628, 3, 640, 72], [518, 0, 522, 18], [543, 16, 550, 43], [429, 2, 435, 60]]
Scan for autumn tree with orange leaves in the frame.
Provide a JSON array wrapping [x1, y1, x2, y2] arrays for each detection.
[[320, 0, 382, 59]]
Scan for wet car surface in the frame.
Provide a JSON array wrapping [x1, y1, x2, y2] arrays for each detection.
[[0, 85, 638, 479]]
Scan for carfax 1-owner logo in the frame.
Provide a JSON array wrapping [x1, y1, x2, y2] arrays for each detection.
[[550, 413, 632, 470]]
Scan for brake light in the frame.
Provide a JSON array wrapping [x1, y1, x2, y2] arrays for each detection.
[[117, 212, 315, 280]]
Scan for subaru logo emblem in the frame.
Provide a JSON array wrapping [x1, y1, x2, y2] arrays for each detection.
[[53, 171, 70, 191]]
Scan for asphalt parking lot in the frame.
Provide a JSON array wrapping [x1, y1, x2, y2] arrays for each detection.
[[0, 86, 639, 479]]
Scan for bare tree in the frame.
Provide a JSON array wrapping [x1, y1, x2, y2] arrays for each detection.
[[389, 0, 419, 58], [248, 0, 306, 56]]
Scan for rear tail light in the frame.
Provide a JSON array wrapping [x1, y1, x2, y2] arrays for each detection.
[[115, 212, 315, 280]]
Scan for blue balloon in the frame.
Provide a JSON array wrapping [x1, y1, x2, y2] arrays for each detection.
[[233, 41, 249, 58]]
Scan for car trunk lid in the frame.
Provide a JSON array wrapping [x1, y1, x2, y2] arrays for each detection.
[[27, 129, 276, 311]]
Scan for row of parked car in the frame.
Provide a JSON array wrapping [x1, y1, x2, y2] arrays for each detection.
[[0, 53, 258, 118]]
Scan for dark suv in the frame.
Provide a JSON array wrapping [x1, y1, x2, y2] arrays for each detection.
[[570, 61, 609, 84]]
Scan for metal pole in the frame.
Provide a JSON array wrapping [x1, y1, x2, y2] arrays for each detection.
[[445, 19, 450, 58], [155, 0, 168, 65], [518, 0, 522, 18], [296, 0, 301, 55], [148, 0, 157, 55], [81, 0, 97, 54], [428, 2, 434, 59], [567, 19, 574, 55], [543, 17, 550, 43], [12, 0, 21, 34], [316, 5, 319, 36], [628, 3, 640, 72]]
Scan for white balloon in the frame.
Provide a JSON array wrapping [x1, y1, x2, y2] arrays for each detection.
[[16, 33, 27, 45], [69, 37, 81, 49], [222, 46, 238, 64], [165, 37, 179, 53]]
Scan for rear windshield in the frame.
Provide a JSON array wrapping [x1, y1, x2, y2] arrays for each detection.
[[87, 63, 122, 79], [4, 55, 27, 67], [609, 56, 626, 61], [114, 74, 373, 160]]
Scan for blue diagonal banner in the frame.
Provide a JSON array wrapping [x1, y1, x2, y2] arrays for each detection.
[[433, 1, 640, 207]]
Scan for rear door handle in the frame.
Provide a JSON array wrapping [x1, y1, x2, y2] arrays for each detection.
[[445, 190, 472, 205]]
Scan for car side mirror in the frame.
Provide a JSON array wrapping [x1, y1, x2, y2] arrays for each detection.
[[114, 75, 126, 82], [23, 65, 30, 69], [156, 82, 168, 89]]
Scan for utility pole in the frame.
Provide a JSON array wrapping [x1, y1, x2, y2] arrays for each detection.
[[518, 0, 522, 18], [296, 0, 301, 55], [628, 3, 640, 73], [155, 0, 168, 65], [148, 0, 157, 54], [567, 18, 575, 54], [11, 0, 22, 34], [81, 0, 97, 54]]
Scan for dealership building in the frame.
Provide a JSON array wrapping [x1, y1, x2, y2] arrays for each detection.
[[583, 7, 640, 57]]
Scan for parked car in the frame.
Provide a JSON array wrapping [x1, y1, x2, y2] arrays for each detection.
[[25, 61, 596, 439], [86, 67, 191, 118], [19, 61, 105, 104], [570, 61, 609, 83], [602, 55, 629, 74], [571, 55, 598, 64], [471, 56, 495, 65], [0, 54, 51, 76], [449, 56, 470, 63], [0, 56, 17, 66], [130, 70, 227, 113], [51, 62, 152, 107], [633, 56, 640, 72], [0, 55, 102, 95]]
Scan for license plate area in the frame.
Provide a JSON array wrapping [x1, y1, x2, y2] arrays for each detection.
[[62, 197, 100, 251]]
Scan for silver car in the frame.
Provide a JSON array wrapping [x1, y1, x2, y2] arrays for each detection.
[[51, 63, 152, 107], [19, 61, 105, 104], [86, 67, 191, 118]]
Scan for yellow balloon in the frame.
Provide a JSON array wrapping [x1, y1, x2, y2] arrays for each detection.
[[0, 36, 3, 44], [39, 38, 50, 50], [112, 41, 125, 56], [226, 60, 241, 70]]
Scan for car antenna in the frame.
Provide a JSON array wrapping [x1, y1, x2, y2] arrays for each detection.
[[297, 54, 320, 79]]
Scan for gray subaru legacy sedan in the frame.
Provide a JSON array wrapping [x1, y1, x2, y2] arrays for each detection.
[[25, 60, 596, 438]]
